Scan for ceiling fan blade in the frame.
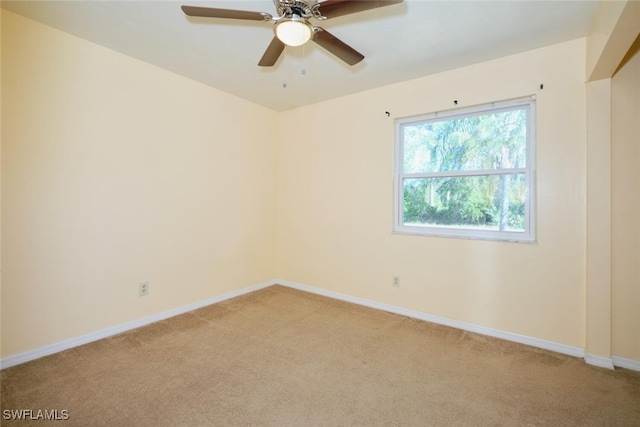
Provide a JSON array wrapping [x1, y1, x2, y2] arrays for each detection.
[[313, 27, 364, 66], [258, 37, 286, 67], [181, 5, 272, 21], [317, 0, 402, 19]]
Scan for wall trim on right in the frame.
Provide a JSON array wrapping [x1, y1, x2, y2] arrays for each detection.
[[279, 280, 640, 371], [584, 354, 615, 370], [277, 280, 586, 359], [612, 356, 640, 372]]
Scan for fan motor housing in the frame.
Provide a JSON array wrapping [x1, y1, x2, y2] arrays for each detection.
[[276, 0, 320, 19]]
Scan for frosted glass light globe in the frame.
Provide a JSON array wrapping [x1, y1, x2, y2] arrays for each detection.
[[275, 19, 312, 47]]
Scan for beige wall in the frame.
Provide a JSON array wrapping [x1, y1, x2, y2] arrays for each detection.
[[583, 0, 639, 366], [585, 78, 613, 363], [586, 0, 639, 81], [612, 36, 640, 361], [277, 39, 588, 348], [1, 11, 278, 357], [2, 8, 638, 364]]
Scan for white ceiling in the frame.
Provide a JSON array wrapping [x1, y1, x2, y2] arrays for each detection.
[[2, 0, 599, 111]]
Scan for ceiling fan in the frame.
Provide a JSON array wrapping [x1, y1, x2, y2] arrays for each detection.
[[181, 0, 402, 67]]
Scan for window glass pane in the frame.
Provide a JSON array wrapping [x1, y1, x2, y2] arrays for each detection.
[[402, 174, 526, 231], [402, 108, 527, 174]]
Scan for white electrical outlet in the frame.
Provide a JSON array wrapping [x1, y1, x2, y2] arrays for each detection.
[[392, 276, 400, 287], [138, 281, 149, 297]]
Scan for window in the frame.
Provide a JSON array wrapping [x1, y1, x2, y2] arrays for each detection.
[[394, 97, 535, 242]]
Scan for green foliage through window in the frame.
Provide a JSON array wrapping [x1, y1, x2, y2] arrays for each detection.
[[395, 99, 535, 240]]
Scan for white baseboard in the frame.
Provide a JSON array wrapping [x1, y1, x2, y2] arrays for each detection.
[[4, 278, 639, 373], [278, 280, 639, 372], [584, 354, 615, 370], [0, 280, 277, 370], [278, 279, 586, 359], [612, 355, 640, 372]]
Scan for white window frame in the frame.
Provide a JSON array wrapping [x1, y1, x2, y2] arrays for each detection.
[[394, 97, 536, 242]]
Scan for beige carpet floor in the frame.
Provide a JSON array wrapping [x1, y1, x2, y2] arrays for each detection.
[[1, 285, 639, 426]]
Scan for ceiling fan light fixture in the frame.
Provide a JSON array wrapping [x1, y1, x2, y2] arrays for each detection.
[[275, 17, 313, 47]]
